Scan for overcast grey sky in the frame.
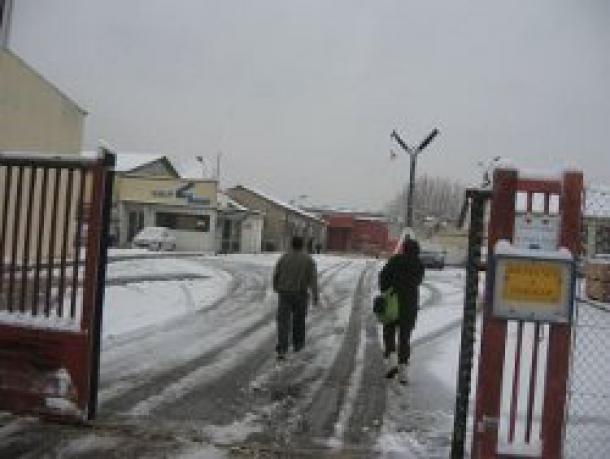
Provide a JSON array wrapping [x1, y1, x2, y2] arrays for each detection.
[[9, 0, 610, 210]]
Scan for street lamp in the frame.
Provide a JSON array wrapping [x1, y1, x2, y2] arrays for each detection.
[[390, 127, 440, 228], [195, 156, 206, 179], [289, 194, 309, 207], [477, 155, 502, 188]]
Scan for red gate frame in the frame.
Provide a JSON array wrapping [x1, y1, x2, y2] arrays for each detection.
[[0, 152, 113, 421], [472, 169, 583, 458]]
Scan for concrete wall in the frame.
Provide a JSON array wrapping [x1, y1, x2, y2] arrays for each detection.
[[0, 50, 85, 153]]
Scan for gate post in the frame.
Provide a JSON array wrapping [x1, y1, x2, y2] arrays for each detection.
[[540, 171, 582, 458], [471, 168, 582, 458], [472, 169, 518, 458]]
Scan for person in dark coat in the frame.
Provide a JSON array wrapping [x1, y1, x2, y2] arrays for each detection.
[[378, 238, 425, 383], [273, 236, 319, 361]]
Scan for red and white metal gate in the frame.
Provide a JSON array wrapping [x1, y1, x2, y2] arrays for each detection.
[[0, 150, 114, 421], [472, 169, 582, 458]]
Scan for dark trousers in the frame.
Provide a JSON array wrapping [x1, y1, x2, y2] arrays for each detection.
[[276, 292, 308, 355], [383, 307, 417, 364]]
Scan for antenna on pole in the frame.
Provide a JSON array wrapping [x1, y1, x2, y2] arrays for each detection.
[[216, 151, 222, 184]]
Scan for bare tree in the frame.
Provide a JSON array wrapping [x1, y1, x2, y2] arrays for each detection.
[[386, 174, 464, 231]]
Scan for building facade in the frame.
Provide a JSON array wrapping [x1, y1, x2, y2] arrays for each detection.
[[227, 186, 326, 252], [116, 176, 218, 252], [0, 49, 85, 153], [111, 153, 217, 252], [584, 186, 610, 256], [1, 7, 87, 265], [315, 210, 390, 255], [216, 192, 264, 254]]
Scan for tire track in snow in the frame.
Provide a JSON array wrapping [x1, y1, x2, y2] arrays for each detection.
[[99, 260, 352, 416], [237, 261, 373, 453], [135, 260, 355, 422]]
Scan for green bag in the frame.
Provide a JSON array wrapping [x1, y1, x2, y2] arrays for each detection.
[[376, 287, 399, 325]]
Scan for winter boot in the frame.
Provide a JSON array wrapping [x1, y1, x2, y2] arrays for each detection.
[[398, 363, 408, 384], [385, 353, 398, 379]]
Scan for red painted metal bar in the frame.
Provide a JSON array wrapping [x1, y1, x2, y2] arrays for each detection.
[[45, 168, 61, 316], [508, 321, 523, 443], [473, 169, 518, 458], [8, 166, 24, 313], [32, 167, 48, 315], [57, 168, 74, 317], [20, 168, 36, 313], [0, 166, 12, 297], [81, 162, 104, 331], [525, 323, 540, 444], [517, 180, 562, 195], [88, 151, 115, 420], [541, 171, 582, 458], [70, 170, 86, 319]]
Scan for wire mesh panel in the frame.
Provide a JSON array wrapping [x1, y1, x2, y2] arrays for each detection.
[[565, 298, 610, 457], [567, 187, 610, 457]]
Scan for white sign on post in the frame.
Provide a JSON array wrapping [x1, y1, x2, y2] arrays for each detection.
[[513, 213, 559, 251]]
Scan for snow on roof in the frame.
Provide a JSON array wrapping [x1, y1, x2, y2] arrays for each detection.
[[586, 186, 610, 219], [114, 152, 168, 173], [217, 192, 249, 212], [233, 185, 325, 223]]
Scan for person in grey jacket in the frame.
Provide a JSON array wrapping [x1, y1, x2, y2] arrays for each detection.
[[273, 236, 319, 360]]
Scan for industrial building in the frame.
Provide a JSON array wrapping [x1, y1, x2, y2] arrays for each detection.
[[308, 209, 390, 255], [216, 192, 264, 254], [111, 153, 218, 252], [227, 185, 326, 252]]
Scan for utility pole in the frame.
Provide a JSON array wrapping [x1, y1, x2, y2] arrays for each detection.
[[0, 0, 14, 48], [390, 127, 439, 228], [216, 151, 222, 183]]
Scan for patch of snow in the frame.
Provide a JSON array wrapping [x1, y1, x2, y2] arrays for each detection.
[[200, 412, 263, 445], [44, 397, 80, 415], [495, 239, 573, 259], [128, 324, 274, 415], [0, 311, 80, 332], [328, 327, 367, 448], [174, 444, 228, 459], [102, 259, 232, 339], [57, 434, 120, 456]]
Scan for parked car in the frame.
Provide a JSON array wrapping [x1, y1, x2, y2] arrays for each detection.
[[132, 226, 176, 251], [420, 245, 446, 269]]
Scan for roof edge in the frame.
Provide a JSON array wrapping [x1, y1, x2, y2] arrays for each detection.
[[3, 48, 88, 115]]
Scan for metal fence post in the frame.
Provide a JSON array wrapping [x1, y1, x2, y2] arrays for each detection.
[[87, 150, 115, 420], [451, 189, 490, 458]]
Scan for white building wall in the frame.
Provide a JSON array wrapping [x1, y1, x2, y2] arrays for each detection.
[[118, 202, 216, 252], [240, 214, 263, 253]]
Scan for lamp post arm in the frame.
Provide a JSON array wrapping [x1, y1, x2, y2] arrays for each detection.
[[391, 130, 413, 153]]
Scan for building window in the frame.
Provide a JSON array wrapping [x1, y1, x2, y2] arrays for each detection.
[[156, 213, 210, 232]]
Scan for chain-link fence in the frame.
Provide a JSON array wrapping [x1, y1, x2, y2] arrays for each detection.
[[565, 187, 610, 457]]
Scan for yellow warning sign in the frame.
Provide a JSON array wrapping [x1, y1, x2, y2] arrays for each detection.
[[502, 261, 562, 304]]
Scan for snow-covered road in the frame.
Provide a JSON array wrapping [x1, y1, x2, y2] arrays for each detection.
[[0, 254, 465, 458]]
